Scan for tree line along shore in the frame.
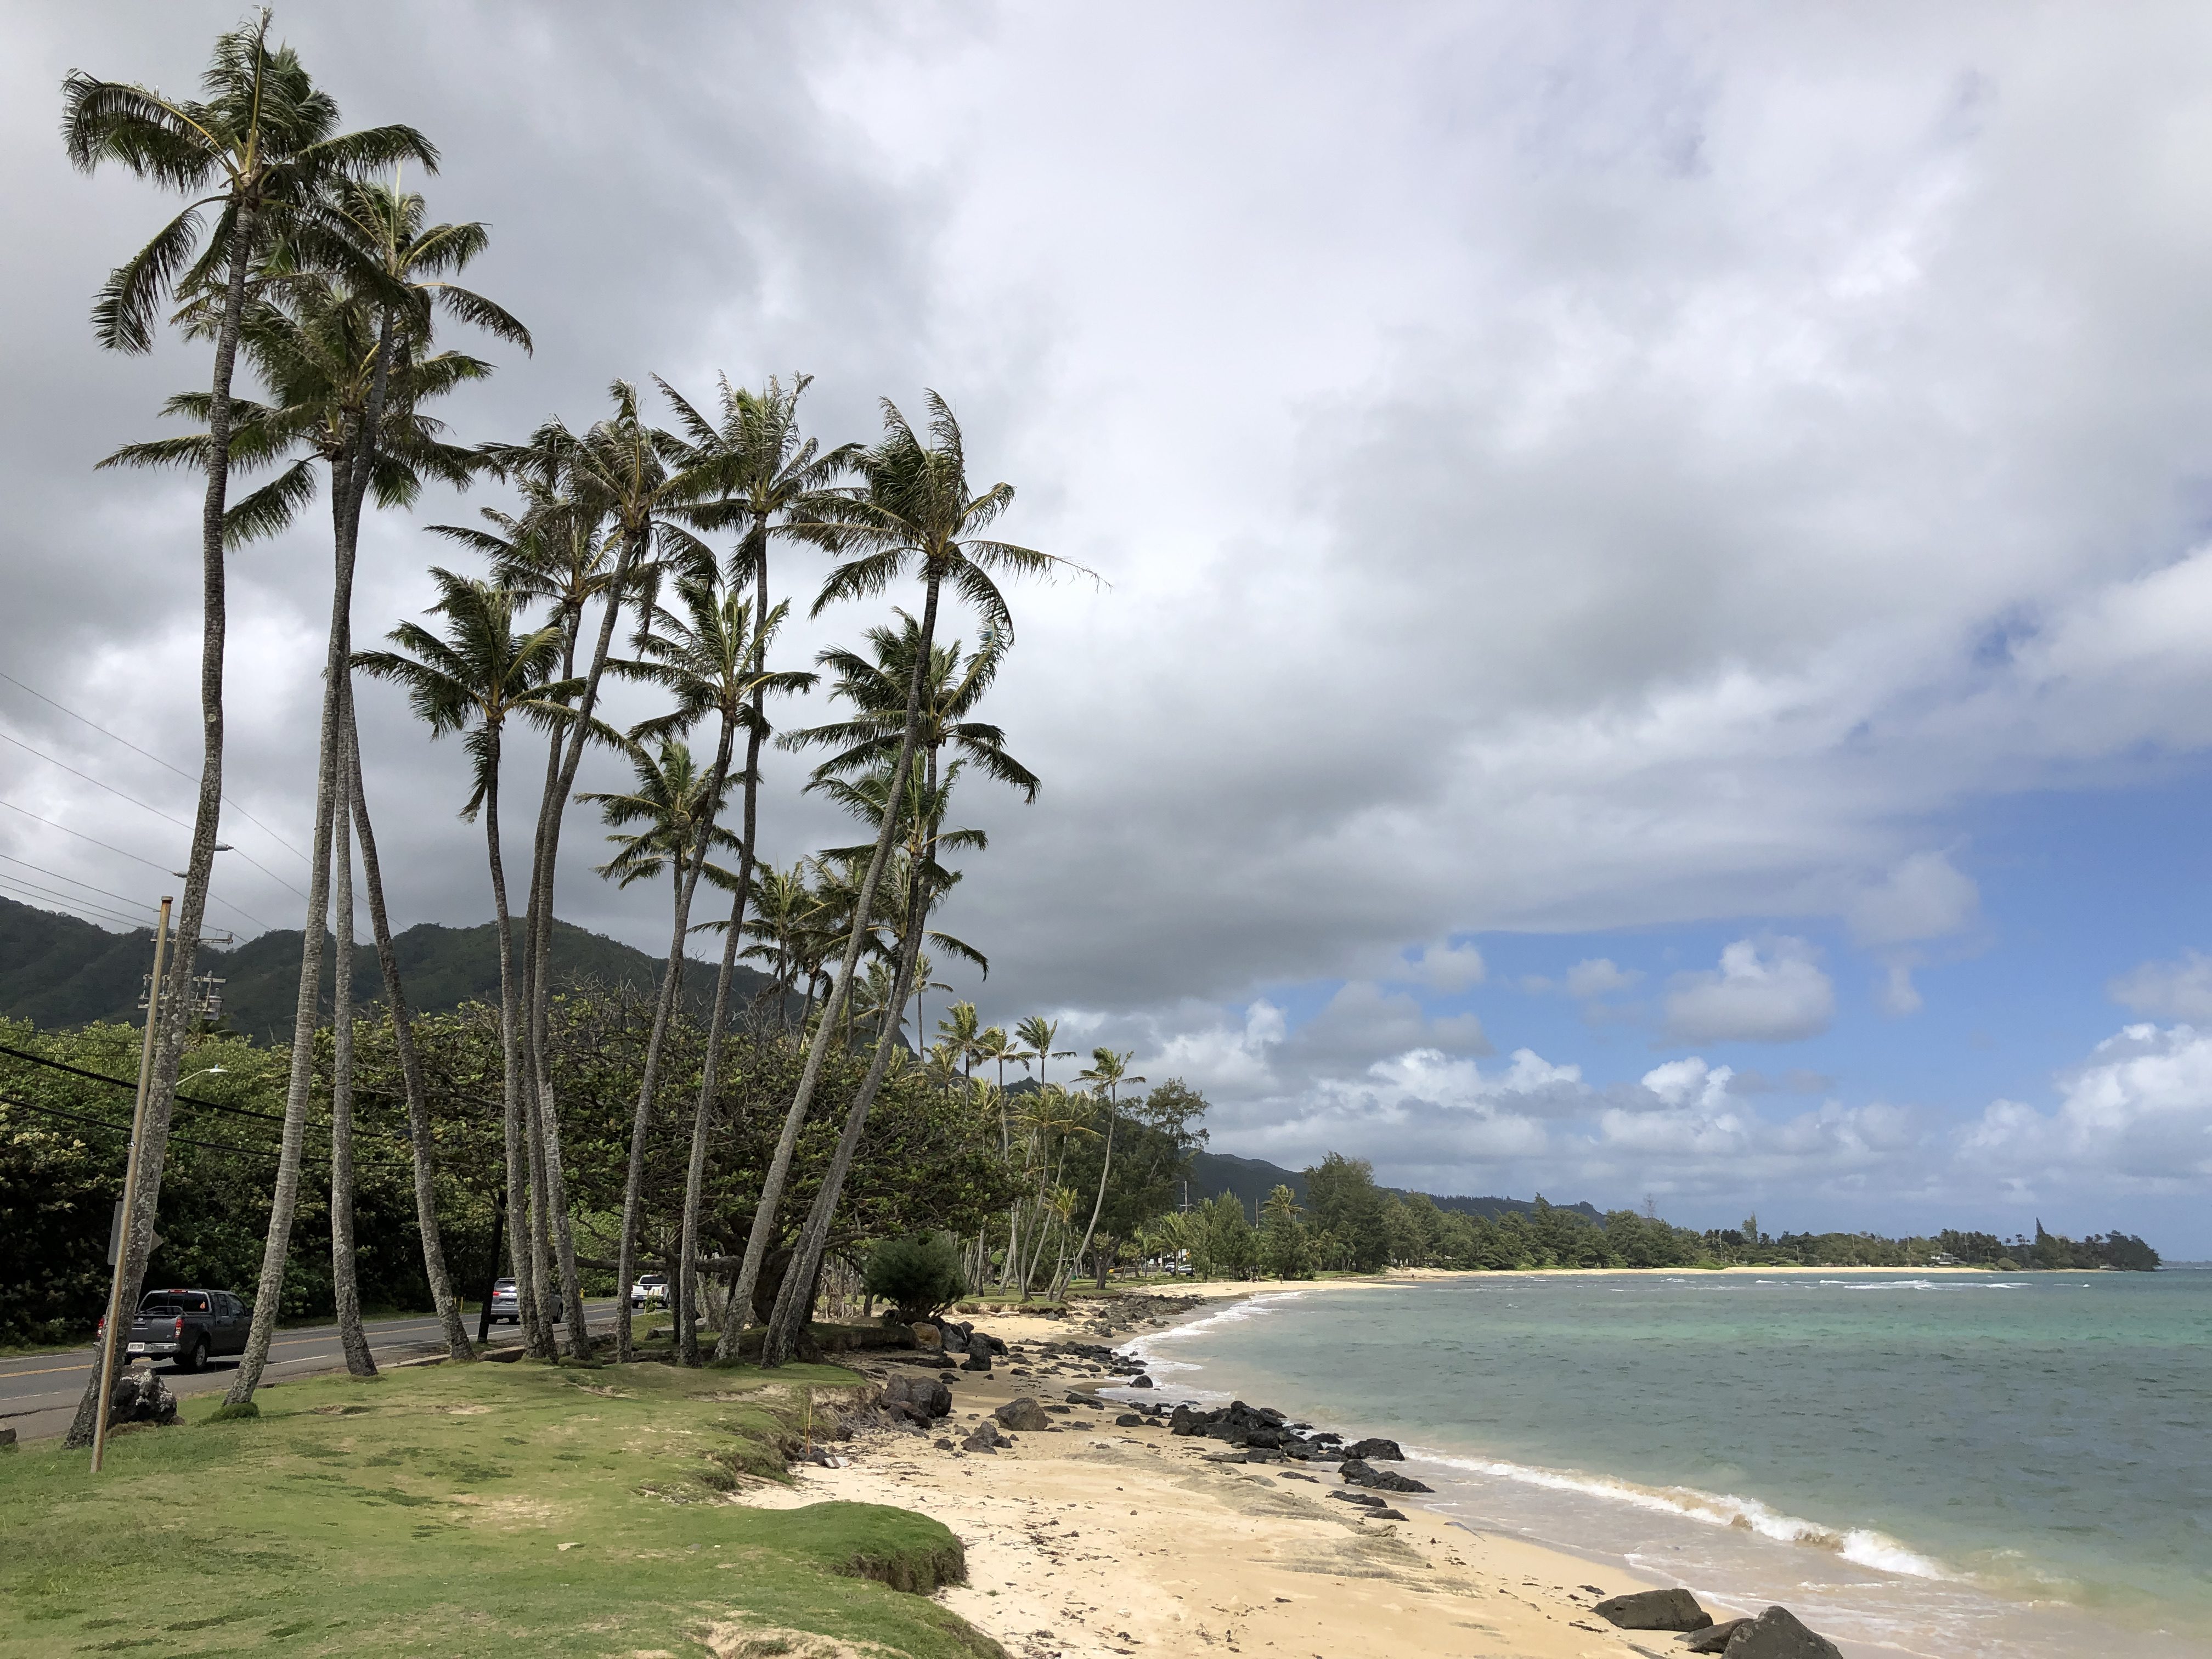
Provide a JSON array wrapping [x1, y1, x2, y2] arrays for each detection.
[[1, 1007, 2157, 1352]]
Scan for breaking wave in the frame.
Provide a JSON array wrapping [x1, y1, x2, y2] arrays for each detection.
[[1412, 1447, 1957, 1582]]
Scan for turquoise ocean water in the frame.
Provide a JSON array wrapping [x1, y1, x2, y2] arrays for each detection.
[[1119, 1271, 2212, 1659]]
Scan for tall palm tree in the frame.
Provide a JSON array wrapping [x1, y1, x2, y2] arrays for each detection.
[[58, 11, 435, 1450], [611, 577, 814, 1364], [430, 482, 616, 1350], [656, 375, 859, 1364], [348, 573, 577, 1389], [484, 385, 710, 1357], [1007, 1016, 1074, 1288], [119, 194, 516, 1400], [1065, 1049, 1144, 1295], [751, 397, 1076, 1361]]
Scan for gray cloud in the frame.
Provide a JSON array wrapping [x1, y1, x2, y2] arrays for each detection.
[[10, 4, 2212, 1231]]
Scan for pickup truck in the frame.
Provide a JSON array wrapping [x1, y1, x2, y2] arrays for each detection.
[[115, 1288, 251, 1372]]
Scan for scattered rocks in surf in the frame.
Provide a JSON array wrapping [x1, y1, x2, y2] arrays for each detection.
[[1338, 1457, 1432, 1493]]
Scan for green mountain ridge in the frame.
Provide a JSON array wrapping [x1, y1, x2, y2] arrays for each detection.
[[0, 894, 777, 1041], [1184, 1148, 1606, 1224]]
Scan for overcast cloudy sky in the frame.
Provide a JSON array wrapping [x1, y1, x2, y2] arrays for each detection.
[[8, 3, 2212, 1251]]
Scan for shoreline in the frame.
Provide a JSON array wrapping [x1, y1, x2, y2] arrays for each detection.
[[742, 1281, 1850, 1659]]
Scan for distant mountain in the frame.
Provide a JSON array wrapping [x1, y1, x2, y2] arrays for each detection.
[[0, 895, 777, 1041], [1185, 1148, 1604, 1223]]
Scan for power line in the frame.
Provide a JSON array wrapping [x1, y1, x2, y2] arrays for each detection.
[[0, 851, 161, 917], [0, 1041, 413, 1146], [0, 670, 310, 863], [0, 873, 154, 932], [0, 726, 309, 904], [0, 727, 194, 831], [0, 1091, 412, 1171], [0, 799, 273, 933]]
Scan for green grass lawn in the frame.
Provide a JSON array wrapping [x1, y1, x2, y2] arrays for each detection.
[[0, 1357, 1000, 1658]]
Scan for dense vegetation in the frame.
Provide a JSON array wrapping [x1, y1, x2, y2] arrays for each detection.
[[1142, 1156, 2161, 1280]]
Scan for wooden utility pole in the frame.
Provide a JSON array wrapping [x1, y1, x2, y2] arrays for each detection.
[[92, 896, 172, 1475]]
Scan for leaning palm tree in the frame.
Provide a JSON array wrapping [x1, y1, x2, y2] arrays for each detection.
[[1063, 1049, 1144, 1296], [657, 375, 860, 1363], [347, 573, 578, 1389], [58, 10, 435, 1449], [484, 386, 710, 1356], [752, 394, 1082, 1361], [611, 575, 813, 1364], [430, 481, 617, 1350]]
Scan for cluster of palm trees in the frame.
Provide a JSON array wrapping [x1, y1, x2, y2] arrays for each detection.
[[60, 15, 1077, 1443], [921, 1009, 1142, 1299]]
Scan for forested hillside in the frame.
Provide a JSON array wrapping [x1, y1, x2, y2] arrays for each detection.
[[0, 896, 776, 1040], [1186, 1148, 1605, 1223]]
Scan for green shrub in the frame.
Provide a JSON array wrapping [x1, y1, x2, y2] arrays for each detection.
[[862, 1234, 968, 1326]]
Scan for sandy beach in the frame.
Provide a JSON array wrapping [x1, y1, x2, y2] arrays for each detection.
[[738, 1279, 1769, 1659]]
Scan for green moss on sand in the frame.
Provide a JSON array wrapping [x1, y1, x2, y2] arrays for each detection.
[[0, 1358, 1001, 1658]]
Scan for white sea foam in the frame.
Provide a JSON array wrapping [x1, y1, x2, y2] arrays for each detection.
[[1412, 1447, 1957, 1583]]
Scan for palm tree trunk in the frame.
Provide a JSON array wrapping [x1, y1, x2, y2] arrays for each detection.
[[615, 718, 735, 1363], [227, 473, 354, 1407], [698, 699, 767, 1363], [522, 1053, 558, 1355], [764, 852, 932, 1359], [1067, 1103, 1116, 1300], [480, 732, 537, 1363], [329, 749, 376, 1377], [346, 695, 472, 1359], [69, 199, 259, 1445], [529, 561, 635, 1358], [735, 575, 941, 1352]]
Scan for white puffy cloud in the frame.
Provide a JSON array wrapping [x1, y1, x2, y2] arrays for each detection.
[[1848, 851, 1980, 947], [1663, 939, 1836, 1043], [1639, 1057, 1736, 1112], [2109, 951, 2212, 1021], [1961, 1023, 2212, 1189]]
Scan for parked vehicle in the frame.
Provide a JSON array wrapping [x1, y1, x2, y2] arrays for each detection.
[[102, 1288, 250, 1372], [630, 1274, 668, 1310], [484, 1278, 562, 1324]]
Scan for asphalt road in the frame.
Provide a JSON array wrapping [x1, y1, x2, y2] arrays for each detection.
[[1, 1299, 623, 1443]]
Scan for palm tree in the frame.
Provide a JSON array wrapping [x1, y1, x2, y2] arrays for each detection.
[[484, 384, 711, 1356], [347, 573, 577, 1388], [1065, 1049, 1144, 1294], [577, 737, 743, 927], [607, 575, 813, 1364], [733, 861, 823, 1024], [1006, 1015, 1075, 1288], [938, 1002, 984, 1081], [430, 482, 616, 1350], [656, 375, 858, 1363], [58, 10, 435, 1450], [104, 201, 515, 1383]]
